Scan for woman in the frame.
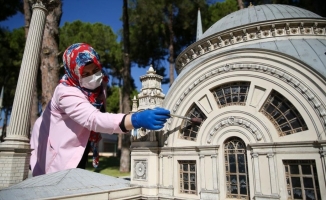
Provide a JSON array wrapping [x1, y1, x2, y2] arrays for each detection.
[[30, 43, 170, 176]]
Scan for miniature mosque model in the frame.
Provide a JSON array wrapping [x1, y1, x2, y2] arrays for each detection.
[[129, 4, 326, 200], [0, 3, 326, 200]]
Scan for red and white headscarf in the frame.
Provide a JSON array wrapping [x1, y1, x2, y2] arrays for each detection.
[[60, 43, 108, 168], [60, 43, 108, 104]]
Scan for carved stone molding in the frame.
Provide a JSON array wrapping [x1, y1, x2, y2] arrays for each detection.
[[251, 152, 259, 158], [267, 153, 274, 158], [176, 19, 326, 71], [207, 116, 263, 144], [170, 62, 326, 130], [134, 160, 147, 180], [319, 150, 326, 157], [32, 0, 59, 12]]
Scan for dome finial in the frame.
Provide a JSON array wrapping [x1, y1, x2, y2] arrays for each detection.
[[196, 8, 203, 41]]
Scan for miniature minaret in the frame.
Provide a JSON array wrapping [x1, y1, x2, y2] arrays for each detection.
[[131, 96, 138, 112], [196, 8, 203, 41], [137, 65, 165, 110], [131, 65, 165, 141]]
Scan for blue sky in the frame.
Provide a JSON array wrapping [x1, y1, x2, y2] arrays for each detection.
[[0, 0, 172, 93], [0, 0, 227, 126], [1, 0, 226, 94]]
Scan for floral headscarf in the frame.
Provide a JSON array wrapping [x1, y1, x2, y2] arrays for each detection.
[[60, 43, 107, 168]]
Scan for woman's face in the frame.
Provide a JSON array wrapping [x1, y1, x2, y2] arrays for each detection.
[[81, 63, 100, 78]]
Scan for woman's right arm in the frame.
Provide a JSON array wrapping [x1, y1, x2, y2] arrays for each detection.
[[57, 85, 125, 134], [57, 85, 171, 132]]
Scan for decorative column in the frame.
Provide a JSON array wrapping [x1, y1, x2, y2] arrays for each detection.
[[251, 152, 262, 195], [319, 149, 326, 184], [159, 155, 163, 186], [200, 153, 220, 200], [168, 155, 173, 188], [211, 155, 218, 191], [200, 155, 206, 190], [0, 2, 47, 188], [267, 153, 279, 196]]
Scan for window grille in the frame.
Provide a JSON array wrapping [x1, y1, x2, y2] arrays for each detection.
[[211, 82, 250, 108], [224, 137, 249, 199], [261, 90, 308, 136], [179, 160, 197, 194], [284, 160, 321, 200], [179, 104, 206, 141]]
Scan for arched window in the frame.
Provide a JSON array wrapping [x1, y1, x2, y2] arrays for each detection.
[[211, 82, 250, 108], [179, 104, 206, 141], [260, 90, 308, 136], [224, 137, 250, 199]]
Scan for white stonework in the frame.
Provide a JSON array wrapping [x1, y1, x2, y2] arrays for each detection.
[[130, 4, 326, 200], [0, 2, 47, 189]]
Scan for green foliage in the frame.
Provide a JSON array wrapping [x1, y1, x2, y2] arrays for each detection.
[[106, 86, 120, 113], [0, 0, 23, 22], [207, 0, 238, 25], [106, 86, 138, 113], [128, 0, 208, 83], [0, 27, 25, 110]]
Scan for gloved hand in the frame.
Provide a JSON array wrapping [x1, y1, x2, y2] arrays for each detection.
[[131, 107, 171, 130]]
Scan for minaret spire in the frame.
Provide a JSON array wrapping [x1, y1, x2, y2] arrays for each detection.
[[196, 8, 203, 41]]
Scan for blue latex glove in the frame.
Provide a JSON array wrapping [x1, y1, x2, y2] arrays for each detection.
[[131, 107, 171, 130]]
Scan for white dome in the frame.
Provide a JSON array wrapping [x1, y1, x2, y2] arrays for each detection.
[[200, 4, 322, 39]]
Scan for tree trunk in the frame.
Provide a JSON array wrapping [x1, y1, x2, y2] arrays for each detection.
[[23, 0, 31, 37], [237, 0, 244, 9], [120, 0, 131, 173], [117, 87, 122, 158], [24, 0, 38, 134], [168, 4, 175, 87], [40, 1, 62, 110]]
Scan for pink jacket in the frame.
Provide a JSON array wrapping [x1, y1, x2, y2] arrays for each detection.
[[30, 83, 125, 176]]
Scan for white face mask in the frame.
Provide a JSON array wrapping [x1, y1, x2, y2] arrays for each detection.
[[80, 71, 103, 90]]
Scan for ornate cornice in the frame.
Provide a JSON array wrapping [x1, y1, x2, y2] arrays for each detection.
[[32, 0, 61, 12], [207, 116, 263, 144], [251, 152, 259, 158], [169, 62, 326, 131], [176, 19, 326, 72]]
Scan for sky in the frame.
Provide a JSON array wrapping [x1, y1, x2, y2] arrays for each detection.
[[0, 0, 171, 93]]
